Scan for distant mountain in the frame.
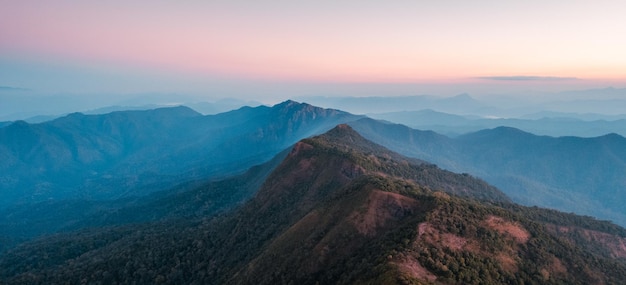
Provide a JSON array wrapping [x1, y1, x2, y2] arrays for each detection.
[[542, 98, 626, 116], [538, 87, 626, 115], [2, 125, 626, 284], [82, 104, 169, 115], [0, 101, 360, 207], [0, 105, 180, 126], [296, 94, 491, 114], [0, 99, 260, 125], [455, 127, 626, 215], [84, 99, 263, 116], [185, 98, 263, 115], [520, 110, 626, 121], [350, 119, 626, 226], [371, 109, 626, 137]]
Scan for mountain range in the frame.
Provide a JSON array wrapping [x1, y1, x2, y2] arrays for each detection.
[[370, 109, 626, 137], [297, 88, 626, 117], [1, 100, 626, 247], [349, 118, 626, 226], [0, 100, 359, 206], [2, 125, 626, 284], [2, 100, 626, 283], [296, 94, 491, 115]]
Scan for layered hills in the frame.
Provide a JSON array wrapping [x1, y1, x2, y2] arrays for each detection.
[[2, 100, 626, 253], [350, 118, 626, 226], [370, 109, 626, 137], [0, 101, 359, 249], [0, 100, 358, 206], [2, 125, 626, 284]]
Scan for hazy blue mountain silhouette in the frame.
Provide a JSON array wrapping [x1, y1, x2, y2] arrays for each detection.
[[350, 119, 626, 226], [371, 109, 626, 137], [296, 93, 490, 114], [0, 101, 360, 206]]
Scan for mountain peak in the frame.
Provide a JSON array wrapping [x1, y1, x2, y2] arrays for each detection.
[[274, 99, 306, 108], [272, 100, 349, 116], [305, 123, 402, 159], [319, 123, 361, 141], [293, 125, 510, 203], [273, 100, 322, 114]]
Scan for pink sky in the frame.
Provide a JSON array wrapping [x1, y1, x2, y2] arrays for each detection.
[[1, 1, 625, 97]]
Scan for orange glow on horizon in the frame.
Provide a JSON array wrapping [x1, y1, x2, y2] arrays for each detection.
[[1, 1, 625, 93]]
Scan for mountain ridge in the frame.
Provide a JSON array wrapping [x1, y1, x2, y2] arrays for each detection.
[[3, 97, 626, 264], [371, 108, 626, 137], [2, 124, 626, 284], [350, 118, 626, 227], [0, 101, 360, 207]]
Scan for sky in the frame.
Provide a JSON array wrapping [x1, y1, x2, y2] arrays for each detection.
[[1, 0, 626, 103]]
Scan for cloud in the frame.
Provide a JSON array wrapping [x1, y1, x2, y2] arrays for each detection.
[[477, 76, 579, 81], [0, 86, 30, 92]]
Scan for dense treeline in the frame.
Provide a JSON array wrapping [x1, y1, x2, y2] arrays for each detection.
[[4, 178, 626, 284]]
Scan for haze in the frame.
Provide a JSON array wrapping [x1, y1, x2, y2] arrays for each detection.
[[1, 1, 625, 117]]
